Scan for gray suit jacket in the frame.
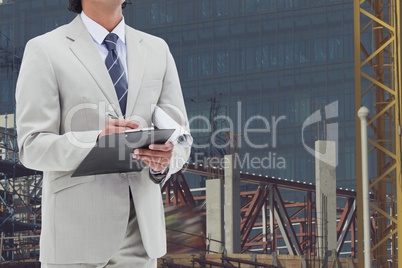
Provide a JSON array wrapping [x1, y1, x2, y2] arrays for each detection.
[[16, 16, 190, 264]]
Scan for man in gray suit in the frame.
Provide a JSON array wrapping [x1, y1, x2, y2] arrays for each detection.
[[15, 0, 190, 267]]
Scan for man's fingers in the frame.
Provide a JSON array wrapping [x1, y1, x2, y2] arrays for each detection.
[[133, 148, 172, 158], [108, 119, 140, 129], [148, 142, 174, 151], [111, 127, 126, 134], [125, 121, 141, 129], [140, 158, 169, 172], [100, 120, 141, 139], [133, 142, 173, 171], [140, 156, 170, 166], [133, 149, 172, 166], [107, 119, 125, 126], [133, 141, 174, 157]]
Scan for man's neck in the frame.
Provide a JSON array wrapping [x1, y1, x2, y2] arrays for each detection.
[[82, 5, 123, 32]]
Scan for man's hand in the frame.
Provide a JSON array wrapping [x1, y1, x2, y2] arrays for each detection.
[[133, 142, 174, 172], [98, 119, 140, 140]]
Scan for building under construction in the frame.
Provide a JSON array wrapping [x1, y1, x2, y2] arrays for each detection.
[[0, 0, 401, 267]]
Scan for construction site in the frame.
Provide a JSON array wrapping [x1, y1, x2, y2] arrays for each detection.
[[0, 0, 401, 267]]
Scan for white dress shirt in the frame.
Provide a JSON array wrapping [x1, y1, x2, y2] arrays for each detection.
[[80, 11, 128, 81]]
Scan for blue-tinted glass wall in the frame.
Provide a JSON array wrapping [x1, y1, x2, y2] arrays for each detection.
[[126, 0, 356, 188], [0, 0, 357, 188], [0, 0, 75, 115]]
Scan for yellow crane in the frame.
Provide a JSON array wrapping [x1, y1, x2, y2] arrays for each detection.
[[354, 0, 401, 267]]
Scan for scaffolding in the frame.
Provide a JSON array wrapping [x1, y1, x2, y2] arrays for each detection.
[[0, 171, 42, 261], [0, 29, 41, 261], [0, 117, 41, 261], [163, 164, 363, 264]]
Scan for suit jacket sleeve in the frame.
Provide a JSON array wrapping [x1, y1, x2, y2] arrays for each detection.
[[156, 43, 191, 184], [16, 38, 100, 172]]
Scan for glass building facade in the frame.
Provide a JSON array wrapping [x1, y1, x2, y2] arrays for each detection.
[[0, 0, 357, 189]]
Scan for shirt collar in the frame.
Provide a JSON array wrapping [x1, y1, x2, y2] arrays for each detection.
[[80, 11, 126, 45]]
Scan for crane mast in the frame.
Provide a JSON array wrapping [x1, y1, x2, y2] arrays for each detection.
[[354, 0, 402, 266]]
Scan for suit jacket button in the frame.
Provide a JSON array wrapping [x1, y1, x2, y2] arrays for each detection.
[[120, 173, 127, 180]]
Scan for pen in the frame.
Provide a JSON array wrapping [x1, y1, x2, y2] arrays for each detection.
[[106, 112, 118, 120]]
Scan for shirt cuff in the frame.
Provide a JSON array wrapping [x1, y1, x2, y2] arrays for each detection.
[[148, 166, 169, 184], [150, 166, 168, 175]]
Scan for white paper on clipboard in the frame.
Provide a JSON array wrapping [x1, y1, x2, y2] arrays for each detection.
[[153, 106, 193, 147]]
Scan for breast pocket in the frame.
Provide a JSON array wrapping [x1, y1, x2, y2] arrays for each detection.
[[136, 80, 163, 105], [140, 79, 162, 96], [140, 79, 162, 89]]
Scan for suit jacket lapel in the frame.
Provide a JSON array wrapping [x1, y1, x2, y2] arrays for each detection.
[[66, 16, 122, 116], [125, 26, 147, 117]]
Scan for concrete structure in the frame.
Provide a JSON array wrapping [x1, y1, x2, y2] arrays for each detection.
[[205, 155, 241, 254], [315, 141, 337, 258], [223, 154, 241, 254], [205, 178, 224, 253], [0, 114, 14, 129]]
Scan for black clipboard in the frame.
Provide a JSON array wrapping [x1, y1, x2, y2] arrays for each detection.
[[72, 129, 175, 177]]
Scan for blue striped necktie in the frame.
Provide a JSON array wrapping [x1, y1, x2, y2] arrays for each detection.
[[104, 33, 128, 116]]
